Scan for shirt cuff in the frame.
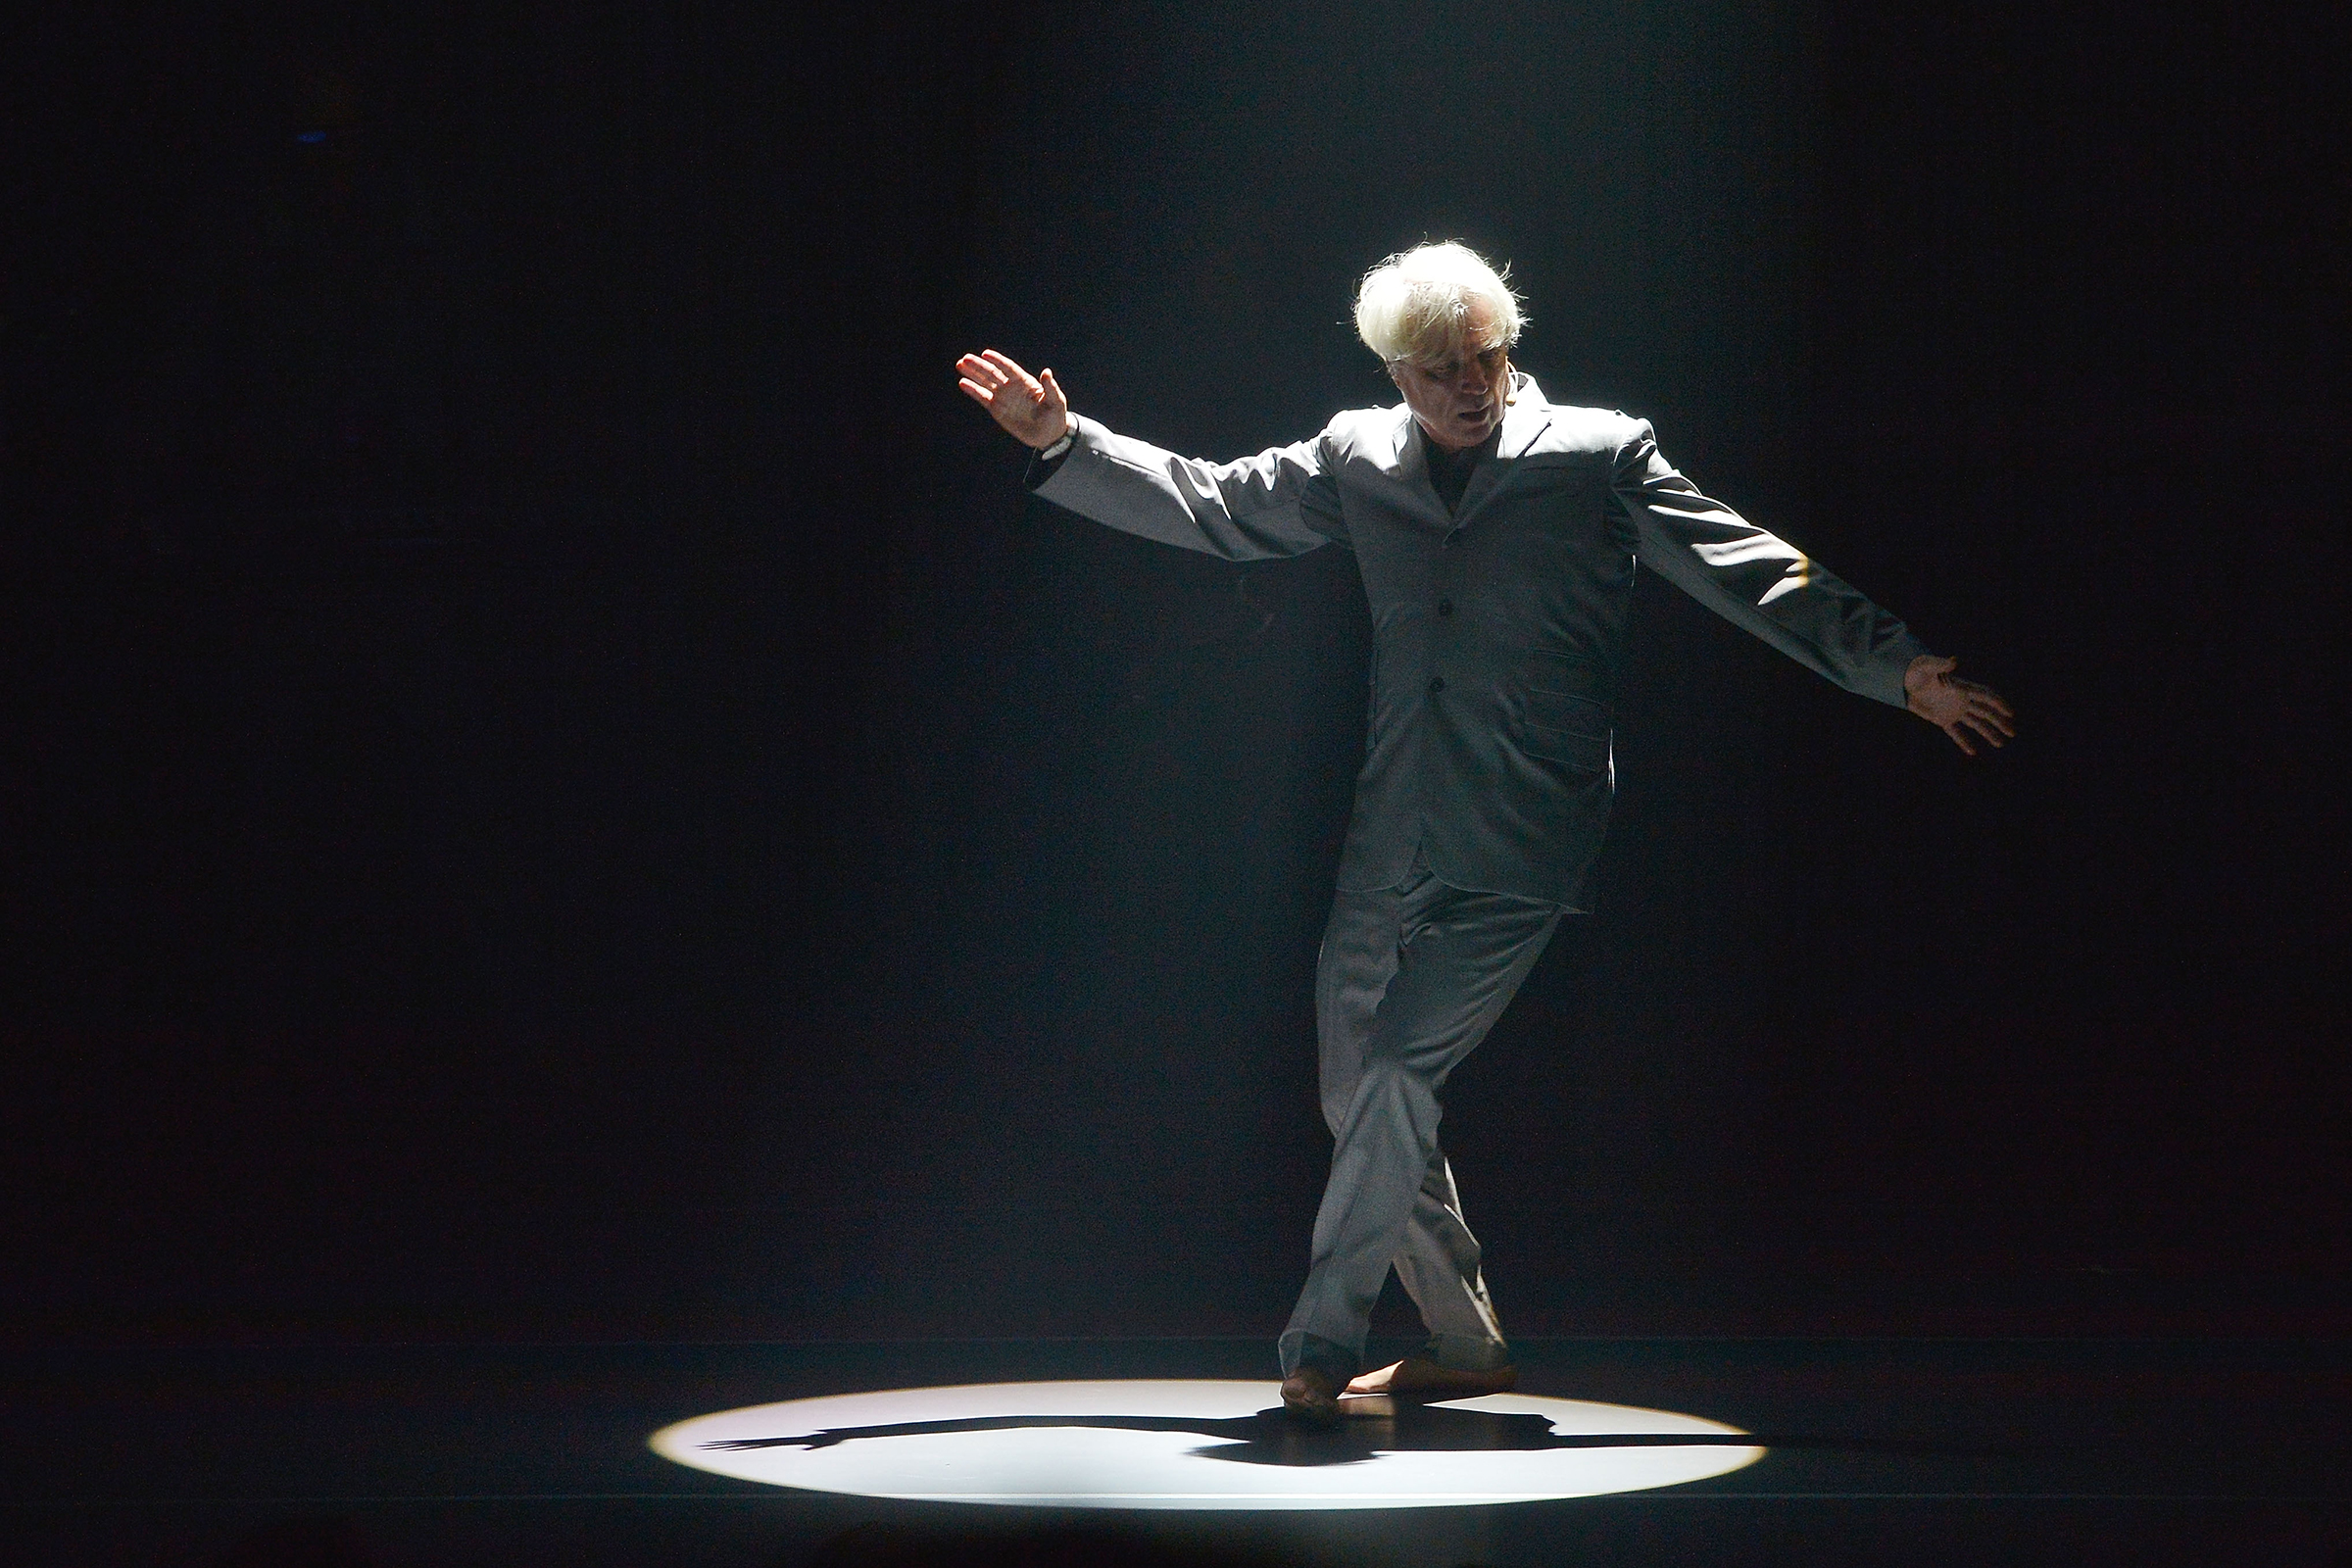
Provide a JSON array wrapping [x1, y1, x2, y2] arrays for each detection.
[[1024, 416, 1081, 489]]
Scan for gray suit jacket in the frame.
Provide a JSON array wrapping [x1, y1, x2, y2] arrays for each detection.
[[1031, 372, 1931, 908]]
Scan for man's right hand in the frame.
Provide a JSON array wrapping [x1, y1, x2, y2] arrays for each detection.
[[956, 349, 1070, 450]]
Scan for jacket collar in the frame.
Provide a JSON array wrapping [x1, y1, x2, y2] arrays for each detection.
[[1455, 374, 1553, 524], [1390, 371, 1554, 525]]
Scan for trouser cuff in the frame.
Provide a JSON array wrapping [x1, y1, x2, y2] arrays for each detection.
[[1425, 1333, 1512, 1372], [1279, 1331, 1360, 1383]]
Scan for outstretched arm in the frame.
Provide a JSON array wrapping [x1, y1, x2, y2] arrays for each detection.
[[1615, 418, 2014, 754], [951, 347, 1342, 562]]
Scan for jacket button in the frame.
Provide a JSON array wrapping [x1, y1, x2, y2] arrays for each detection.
[[1428, 676, 1446, 695], [1437, 598, 1454, 616]]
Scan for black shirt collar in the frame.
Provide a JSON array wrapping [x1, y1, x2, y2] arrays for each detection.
[[1424, 424, 1501, 515]]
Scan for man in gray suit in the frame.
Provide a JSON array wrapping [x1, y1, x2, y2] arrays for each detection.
[[956, 242, 2012, 1422]]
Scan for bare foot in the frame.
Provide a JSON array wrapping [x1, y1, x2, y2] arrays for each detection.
[[1344, 1355, 1517, 1400]]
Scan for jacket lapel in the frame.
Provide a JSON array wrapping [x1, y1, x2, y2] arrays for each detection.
[[1452, 373, 1553, 528], [1386, 407, 1450, 526]]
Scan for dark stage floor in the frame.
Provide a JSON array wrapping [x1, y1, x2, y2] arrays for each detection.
[[4, 1336, 2346, 1567]]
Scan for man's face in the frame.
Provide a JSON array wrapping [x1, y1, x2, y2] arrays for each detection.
[[1389, 299, 1512, 454]]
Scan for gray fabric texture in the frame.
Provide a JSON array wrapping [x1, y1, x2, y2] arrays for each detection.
[[1031, 374, 1932, 908], [1277, 858, 1564, 1378], [1025, 372, 1934, 1378]]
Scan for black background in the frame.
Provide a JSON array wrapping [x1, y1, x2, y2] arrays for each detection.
[[4, 0, 2345, 1346]]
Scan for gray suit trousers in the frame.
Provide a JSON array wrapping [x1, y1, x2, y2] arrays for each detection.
[[1279, 858, 1564, 1381]]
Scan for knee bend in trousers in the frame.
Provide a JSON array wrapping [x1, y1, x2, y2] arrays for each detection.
[[1348, 1051, 1445, 1145]]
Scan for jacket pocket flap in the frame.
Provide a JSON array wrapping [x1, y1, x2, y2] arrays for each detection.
[[1523, 715, 1610, 770], [1524, 648, 1609, 700]]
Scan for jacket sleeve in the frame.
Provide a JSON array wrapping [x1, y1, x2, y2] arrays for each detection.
[[1612, 418, 1931, 708], [1027, 414, 1346, 562]]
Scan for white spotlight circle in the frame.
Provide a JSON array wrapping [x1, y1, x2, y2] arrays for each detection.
[[652, 1380, 1762, 1509]]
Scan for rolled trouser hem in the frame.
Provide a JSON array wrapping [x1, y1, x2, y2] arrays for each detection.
[[1425, 1333, 1512, 1372], [1279, 1331, 1360, 1383]]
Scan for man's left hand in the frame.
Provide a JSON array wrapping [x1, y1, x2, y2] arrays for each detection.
[[1904, 655, 2015, 757]]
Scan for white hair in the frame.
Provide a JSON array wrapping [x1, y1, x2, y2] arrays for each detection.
[[1353, 241, 1525, 367]]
